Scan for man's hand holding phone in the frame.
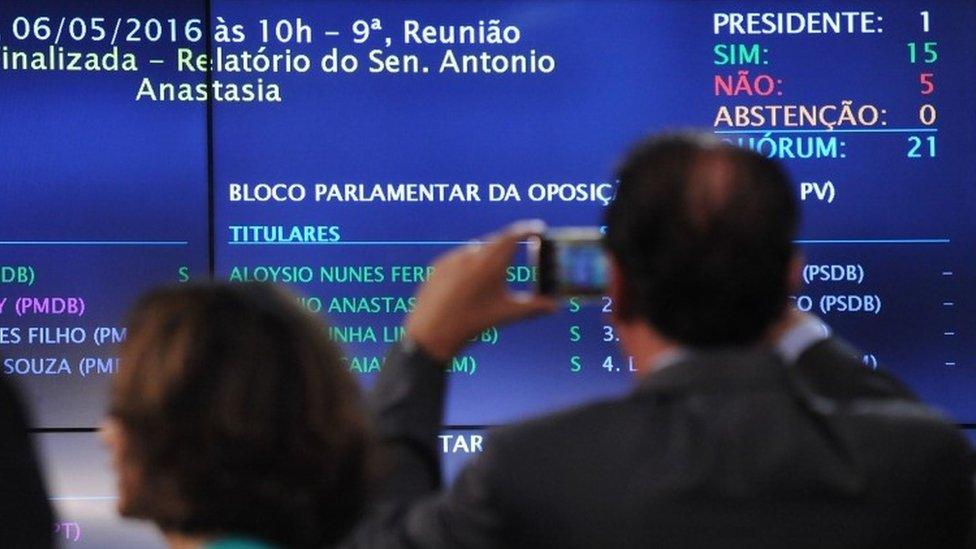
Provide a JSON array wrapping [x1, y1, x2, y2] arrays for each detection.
[[528, 227, 608, 298], [404, 221, 559, 362]]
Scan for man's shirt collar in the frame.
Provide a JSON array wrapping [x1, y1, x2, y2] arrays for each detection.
[[776, 313, 831, 364]]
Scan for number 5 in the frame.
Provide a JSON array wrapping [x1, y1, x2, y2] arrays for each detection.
[[920, 73, 934, 95]]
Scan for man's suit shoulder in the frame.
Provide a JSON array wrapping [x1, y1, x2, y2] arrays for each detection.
[[794, 336, 916, 400], [837, 397, 968, 458], [488, 391, 653, 452], [480, 389, 668, 499]]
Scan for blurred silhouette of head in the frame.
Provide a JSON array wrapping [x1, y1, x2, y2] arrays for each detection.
[[104, 282, 372, 547], [604, 133, 798, 347]]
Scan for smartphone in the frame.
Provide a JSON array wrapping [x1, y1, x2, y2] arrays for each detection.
[[528, 227, 608, 297]]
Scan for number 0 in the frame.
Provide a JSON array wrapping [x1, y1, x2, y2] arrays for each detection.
[[919, 104, 936, 126]]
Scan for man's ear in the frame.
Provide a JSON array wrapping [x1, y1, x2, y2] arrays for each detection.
[[787, 251, 804, 296], [608, 254, 632, 322]]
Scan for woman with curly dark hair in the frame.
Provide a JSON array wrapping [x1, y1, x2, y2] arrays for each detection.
[[101, 282, 373, 548]]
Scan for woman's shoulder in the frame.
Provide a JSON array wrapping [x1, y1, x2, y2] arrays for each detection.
[[204, 537, 282, 549]]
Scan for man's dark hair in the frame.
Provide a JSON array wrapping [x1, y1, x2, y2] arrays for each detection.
[[110, 282, 373, 547], [604, 133, 798, 347]]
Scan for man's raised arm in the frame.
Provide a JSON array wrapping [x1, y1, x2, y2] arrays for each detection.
[[346, 222, 555, 547]]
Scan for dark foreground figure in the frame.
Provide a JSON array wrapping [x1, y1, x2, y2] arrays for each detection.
[[347, 134, 974, 548], [0, 373, 53, 548]]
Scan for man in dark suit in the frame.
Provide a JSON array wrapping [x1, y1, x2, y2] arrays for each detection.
[[0, 372, 54, 547], [349, 134, 973, 547]]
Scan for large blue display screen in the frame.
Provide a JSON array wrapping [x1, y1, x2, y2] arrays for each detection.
[[2, 1, 974, 431], [210, 0, 976, 425]]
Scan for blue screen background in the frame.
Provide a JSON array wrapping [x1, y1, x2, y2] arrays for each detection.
[[212, 0, 976, 424], [0, 0, 972, 426]]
